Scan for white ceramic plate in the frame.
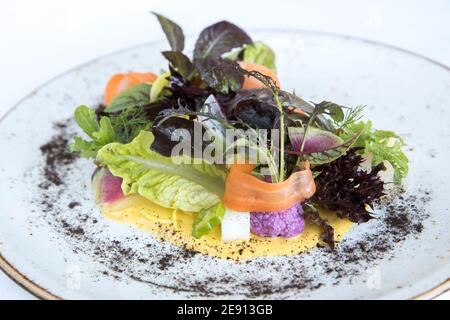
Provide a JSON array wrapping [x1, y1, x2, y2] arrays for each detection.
[[0, 30, 449, 299]]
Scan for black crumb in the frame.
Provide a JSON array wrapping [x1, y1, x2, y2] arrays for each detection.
[[39, 119, 78, 189], [68, 201, 81, 209]]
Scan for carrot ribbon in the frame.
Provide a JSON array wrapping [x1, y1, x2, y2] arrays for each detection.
[[222, 163, 316, 212]]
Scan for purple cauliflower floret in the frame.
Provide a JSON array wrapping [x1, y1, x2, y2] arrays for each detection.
[[250, 203, 305, 238]]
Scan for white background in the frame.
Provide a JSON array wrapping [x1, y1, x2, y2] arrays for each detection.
[[0, 0, 448, 300]]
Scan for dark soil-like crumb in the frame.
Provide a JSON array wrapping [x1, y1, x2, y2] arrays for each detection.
[[68, 201, 81, 209], [158, 254, 177, 271], [38, 119, 78, 189]]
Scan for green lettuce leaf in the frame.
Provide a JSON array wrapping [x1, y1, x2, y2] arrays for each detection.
[[96, 131, 226, 212], [243, 41, 276, 71], [69, 105, 116, 158], [340, 120, 409, 184], [73, 104, 99, 138]]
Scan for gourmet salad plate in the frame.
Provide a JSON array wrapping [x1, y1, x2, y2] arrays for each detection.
[[0, 15, 449, 299]]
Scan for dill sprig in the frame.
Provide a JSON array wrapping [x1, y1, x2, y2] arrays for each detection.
[[334, 105, 365, 132], [109, 105, 152, 143]]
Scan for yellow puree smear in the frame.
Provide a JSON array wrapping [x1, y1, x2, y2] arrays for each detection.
[[101, 194, 354, 261]]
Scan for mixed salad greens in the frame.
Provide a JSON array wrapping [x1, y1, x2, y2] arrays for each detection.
[[70, 13, 408, 249]]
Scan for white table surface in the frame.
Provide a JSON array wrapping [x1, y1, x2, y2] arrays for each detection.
[[0, 0, 448, 300]]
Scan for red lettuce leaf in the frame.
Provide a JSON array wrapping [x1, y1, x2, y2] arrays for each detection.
[[150, 117, 209, 158], [194, 57, 245, 94], [162, 51, 195, 79], [152, 12, 185, 52], [194, 21, 252, 59], [234, 97, 279, 130]]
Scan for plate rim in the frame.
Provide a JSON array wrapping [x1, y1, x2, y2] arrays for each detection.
[[0, 28, 448, 300]]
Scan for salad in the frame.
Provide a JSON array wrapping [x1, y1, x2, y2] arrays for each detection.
[[69, 13, 409, 256]]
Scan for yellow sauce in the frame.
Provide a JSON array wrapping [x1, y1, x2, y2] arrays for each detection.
[[102, 194, 354, 260]]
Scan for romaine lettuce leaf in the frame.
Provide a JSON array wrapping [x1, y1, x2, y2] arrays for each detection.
[[96, 131, 226, 212]]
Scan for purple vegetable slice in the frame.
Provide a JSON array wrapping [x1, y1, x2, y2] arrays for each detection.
[[92, 168, 124, 205], [287, 126, 361, 165], [288, 126, 343, 154]]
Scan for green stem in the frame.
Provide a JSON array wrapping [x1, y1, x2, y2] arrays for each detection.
[[274, 92, 285, 181], [300, 116, 314, 153]]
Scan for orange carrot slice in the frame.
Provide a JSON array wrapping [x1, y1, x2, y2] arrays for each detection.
[[238, 61, 281, 90], [104, 72, 157, 105], [221, 163, 316, 212]]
